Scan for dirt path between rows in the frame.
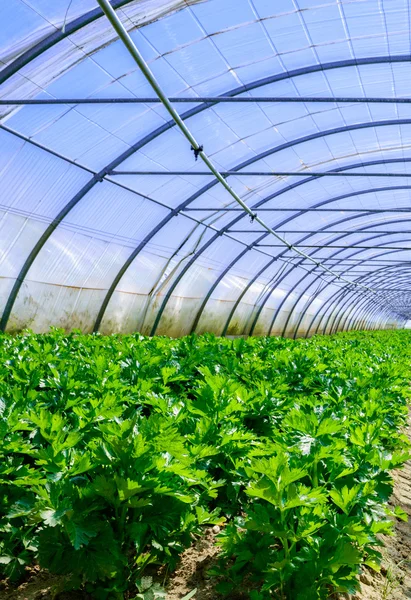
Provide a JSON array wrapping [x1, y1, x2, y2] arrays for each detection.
[[2, 417, 411, 600], [349, 414, 411, 600]]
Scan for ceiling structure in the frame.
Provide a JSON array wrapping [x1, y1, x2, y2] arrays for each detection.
[[1, 0, 411, 337]]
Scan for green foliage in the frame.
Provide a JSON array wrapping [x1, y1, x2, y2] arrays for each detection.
[[0, 329, 410, 599]]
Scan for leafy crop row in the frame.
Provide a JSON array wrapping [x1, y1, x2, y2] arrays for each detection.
[[0, 329, 410, 599]]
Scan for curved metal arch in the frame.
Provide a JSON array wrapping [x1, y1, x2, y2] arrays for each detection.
[[313, 275, 387, 336], [249, 220, 402, 337], [241, 261, 293, 336], [192, 255, 291, 335], [100, 151, 411, 335], [328, 275, 399, 335], [177, 173, 411, 335], [220, 257, 281, 336], [5, 52, 411, 94], [282, 224, 411, 339], [311, 257, 411, 336], [4, 73, 411, 334], [315, 279, 387, 336], [4, 125, 405, 337], [307, 263, 405, 336], [99, 157, 411, 335], [353, 301, 390, 332], [356, 303, 381, 331], [356, 303, 393, 331], [315, 283, 372, 335], [349, 294, 407, 334], [314, 280, 373, 336], [207, 191, 411, 338], [318, 278, 386, 336]]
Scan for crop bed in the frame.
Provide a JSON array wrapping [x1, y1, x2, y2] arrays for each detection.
[[1, 330, 410, 600]]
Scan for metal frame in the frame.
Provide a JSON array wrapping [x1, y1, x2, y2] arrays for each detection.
[[96, 0, 411, 332], [208, 217, 411, 338], [1, 130, 408, 334], [314, 273, 386, 335], [345, 289, 409, 333], [233, 206, 411, 339], [0, 94, 405, 335], [95, 156, 411, 334], [191, 184, 411, 337], [148, 155, 411, 335], [328, 268, 411, 333], [220, 257, 281, 336], [331, 270, 411, 334], [293, 263, 402, 338], [291, 239, 411, 337], [0, 124, 278, 322], [319, 257, 411, 334], [254, 230, 411, 338], [310, 277, 382, 336], [329, 268, 411, 334], [4, 23, 411, 332], [307, 258, 411, 336], [285, 242, 411, 339]]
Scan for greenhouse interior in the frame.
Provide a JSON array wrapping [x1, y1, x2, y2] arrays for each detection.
[[1, 1, 411, 600], [3, 0, 411, 337]]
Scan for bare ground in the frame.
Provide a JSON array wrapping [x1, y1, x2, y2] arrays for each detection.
[[348, 414, 411, 600]]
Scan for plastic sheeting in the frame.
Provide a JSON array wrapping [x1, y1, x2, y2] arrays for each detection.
[[0, 0, 411, 337]]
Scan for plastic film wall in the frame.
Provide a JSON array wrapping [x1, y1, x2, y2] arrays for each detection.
[[0, 0, 411, 338]]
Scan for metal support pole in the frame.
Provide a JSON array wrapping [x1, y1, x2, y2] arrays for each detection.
[[5, 95, 411, 105], [111, 169, 411, 178]]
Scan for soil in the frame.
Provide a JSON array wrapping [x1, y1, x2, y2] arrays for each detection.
[[2, 419, 410, 600], [346, 413, 411, 600], [164, 526, 221, 600]]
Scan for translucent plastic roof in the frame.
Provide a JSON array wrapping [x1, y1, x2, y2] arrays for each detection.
[[1, 0, 411, 337]]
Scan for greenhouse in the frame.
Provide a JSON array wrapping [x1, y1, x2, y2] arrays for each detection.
[[2, 0, 411, 337], [1, 1, 411, 600]]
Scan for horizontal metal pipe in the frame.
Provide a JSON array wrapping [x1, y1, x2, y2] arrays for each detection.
[[111, 170, 411, 178], [229, 229, 411, 234], [4, 96, 411, 104], [257, 244, 411, 249], [183, 207, 411, 212], [288, 258, 411, 263]]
